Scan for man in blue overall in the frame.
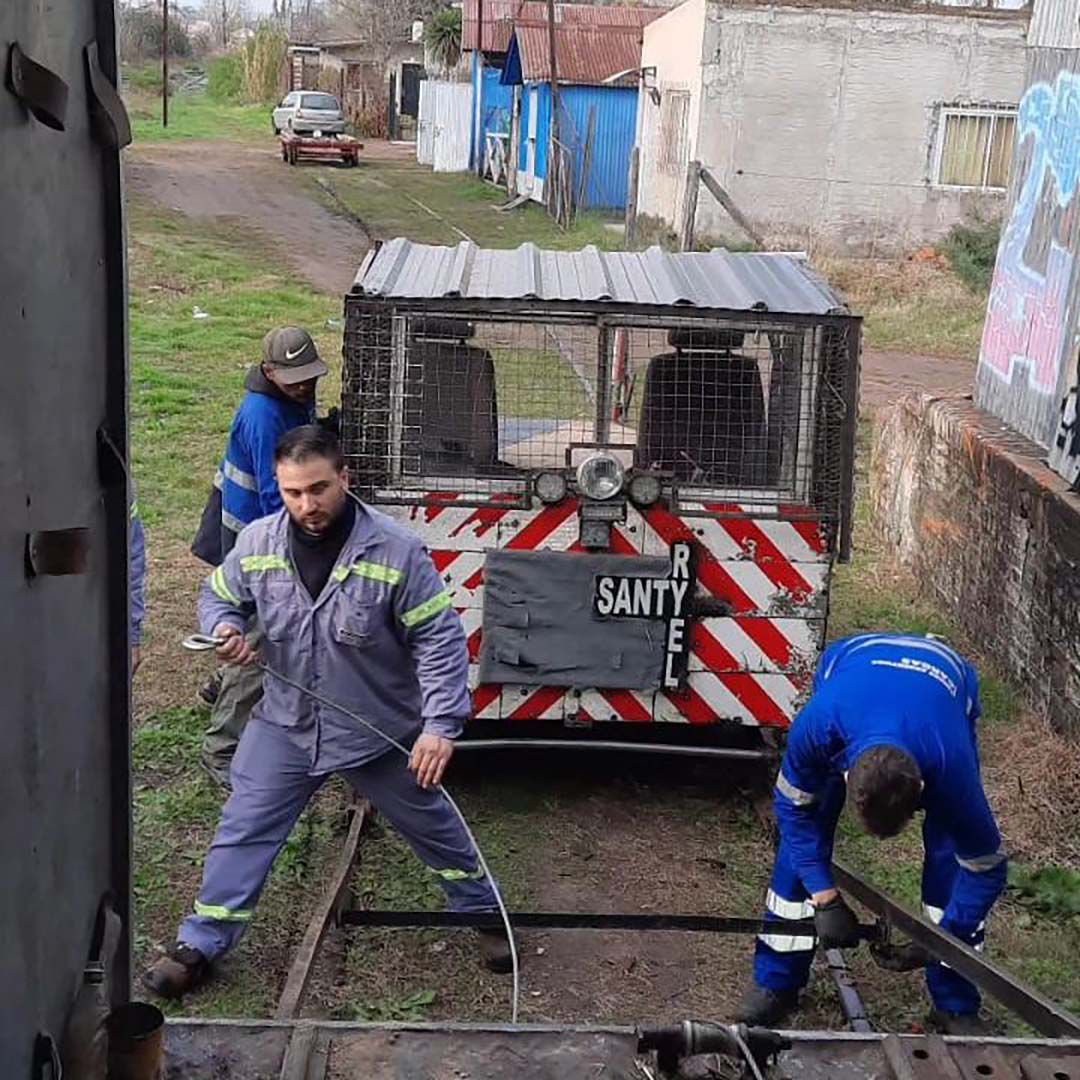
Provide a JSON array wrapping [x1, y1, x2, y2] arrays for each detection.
[[736, 633, 1006, 1035], [193, 326, 327, 787], [144, 426, 511, 998]]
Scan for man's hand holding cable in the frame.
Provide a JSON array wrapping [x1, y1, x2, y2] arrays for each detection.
[[213, 623, 259, 666], [813, 891, 862, 949], [410, 733, 453, 789]]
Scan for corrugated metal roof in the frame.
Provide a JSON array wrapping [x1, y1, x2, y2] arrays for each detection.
[[1028, 0, 1080, 47], [464, 0, 662, 53], [511, 24, 651, 85], [352, 239, 850, 315]]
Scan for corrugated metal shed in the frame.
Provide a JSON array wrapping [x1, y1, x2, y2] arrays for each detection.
[[464, 0, 661, 54], [508, 24, 653, 85], [1028, 0, 1080, 47], [353, 239, 850, 315]]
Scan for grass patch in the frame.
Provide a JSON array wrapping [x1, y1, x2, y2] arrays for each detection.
[[819, 255, 987, 360], [315, 166, 622, 251], [493, 347, 591, 420], [128, 88, 271, 144], [127, 197, 338, 543]]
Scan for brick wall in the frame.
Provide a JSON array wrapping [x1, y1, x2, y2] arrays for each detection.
[[872, 392, 1080, 736]]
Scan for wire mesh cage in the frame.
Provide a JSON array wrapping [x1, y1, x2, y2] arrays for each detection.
[[342, 243, 860, 553]]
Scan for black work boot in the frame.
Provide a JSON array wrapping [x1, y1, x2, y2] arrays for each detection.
[[927, 1009, 992, 1036], [142, 944, 210, 1000], [733, 985, 799, 1027], [477, 928, 514, 974]]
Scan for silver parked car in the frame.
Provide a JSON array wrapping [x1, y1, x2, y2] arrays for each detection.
[[272, 91, 346, 136]]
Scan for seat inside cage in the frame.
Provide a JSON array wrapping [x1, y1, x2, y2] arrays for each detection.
[[406, 318, 500, 475], [635, 328, 771, 485]]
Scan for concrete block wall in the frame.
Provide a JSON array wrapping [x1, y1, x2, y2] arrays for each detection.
[[872, 392, 1080, 735]]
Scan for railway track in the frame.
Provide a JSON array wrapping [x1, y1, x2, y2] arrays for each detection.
[[271, 793, 1080, 1042]]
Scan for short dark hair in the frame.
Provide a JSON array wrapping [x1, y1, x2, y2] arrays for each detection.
[[274, 425, 344, 471], [848, 746, 922, 838]]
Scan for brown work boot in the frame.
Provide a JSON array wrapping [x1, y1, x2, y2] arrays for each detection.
[[141, 944, 209, 1000], [477, 928, 514, 974]]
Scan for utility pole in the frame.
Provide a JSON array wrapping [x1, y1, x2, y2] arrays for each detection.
[[545, 0, 562, 220], [474, 0, 485, 176], [162, 0, 169, 127], [222, 0, 229, 48]]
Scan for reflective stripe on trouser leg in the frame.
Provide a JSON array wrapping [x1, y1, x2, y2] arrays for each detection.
[[754, 867, 818, 993], [179, 719, 323, 961], [341, 750, 498, 913], [922, 815, 982, 1015], [754, 774, 846, 994]]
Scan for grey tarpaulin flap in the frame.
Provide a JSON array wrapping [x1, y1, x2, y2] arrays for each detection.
[[6, 42, 68, 130], [84, 42, 132, 150], [478, 549, 668, 690]]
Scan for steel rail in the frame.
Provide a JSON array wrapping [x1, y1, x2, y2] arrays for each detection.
[[833, 860, 1080, 1038]]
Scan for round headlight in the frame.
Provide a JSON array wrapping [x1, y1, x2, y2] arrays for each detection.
[[576, 453, 625, 501], [534, 470, 568, 504], [628, 472, 663, 507]]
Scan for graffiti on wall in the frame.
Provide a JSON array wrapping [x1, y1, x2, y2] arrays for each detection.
[[979, 70, 1080, 396]]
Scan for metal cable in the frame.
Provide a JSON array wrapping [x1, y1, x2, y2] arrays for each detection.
[[252, 660, 521, 1024], [731, 1025, 766, 1080]]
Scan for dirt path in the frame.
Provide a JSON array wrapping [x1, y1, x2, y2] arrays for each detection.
[[127, 137, 976, 406], [125, 139, 411, 295]]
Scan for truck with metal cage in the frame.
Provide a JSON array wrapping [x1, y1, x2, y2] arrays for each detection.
[[341, 239, 861, 751]]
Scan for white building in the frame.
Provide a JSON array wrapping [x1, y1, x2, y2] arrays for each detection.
[[635, 0, 1030, 253]]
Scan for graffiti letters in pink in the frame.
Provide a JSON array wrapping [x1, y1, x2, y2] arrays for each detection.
[[978, 71, 1080, 395]]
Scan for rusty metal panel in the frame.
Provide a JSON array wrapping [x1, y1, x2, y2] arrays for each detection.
[[511, 24, 657, 87], [974, 37, 1080, 484], [464, 0, 662, 55], [0, 0, 131, 1074]]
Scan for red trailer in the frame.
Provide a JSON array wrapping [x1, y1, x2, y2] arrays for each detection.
[[280, 131, 362, 167]]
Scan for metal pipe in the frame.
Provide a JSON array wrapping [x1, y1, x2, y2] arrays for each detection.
[[454, 738, 772, 760], [339, 909, 883, 939]]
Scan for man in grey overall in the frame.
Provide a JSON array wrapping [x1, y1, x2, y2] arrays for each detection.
[[144, 426, 510, 997]]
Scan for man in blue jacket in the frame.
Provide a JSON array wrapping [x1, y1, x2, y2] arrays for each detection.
[[736, 633, 1006, 1035], [196, 326, 327, 786], [143, 426, 511, 998]]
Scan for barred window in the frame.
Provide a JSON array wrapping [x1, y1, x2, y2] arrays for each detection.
[[658, 90, 691, 175], [934, 105, 1017, 190]]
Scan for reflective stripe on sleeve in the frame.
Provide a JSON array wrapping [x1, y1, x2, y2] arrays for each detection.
[[240, 554, 292, 574], [432, 866, 486, 882], [210, 565, 243, 607], [956, 849, 1006, 873], [194, 900, 252, 922], [401, 590, 452, 628], [222, 459, 258, 492], [221, 508, 247, 534], [775, 771, 817, 807]]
